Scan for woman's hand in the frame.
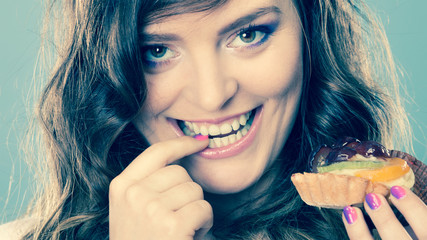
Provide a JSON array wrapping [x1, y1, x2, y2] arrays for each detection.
[[343, 186, 427, 240], [109, 136, 213, 240]]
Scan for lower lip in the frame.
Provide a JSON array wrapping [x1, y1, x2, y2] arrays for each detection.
[[192, 106, 263, 159]]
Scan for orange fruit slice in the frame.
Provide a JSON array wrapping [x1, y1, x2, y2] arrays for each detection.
[[354, 158, 410, 182]]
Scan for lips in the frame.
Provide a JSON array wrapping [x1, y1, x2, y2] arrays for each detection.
[[169, 106, 263, 159]]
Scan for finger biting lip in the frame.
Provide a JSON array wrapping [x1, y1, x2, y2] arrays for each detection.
[[167, 106, 263, 159]]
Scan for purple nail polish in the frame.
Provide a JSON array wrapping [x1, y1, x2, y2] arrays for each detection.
[[366, 193, 381, 210], [390, 186, 406, 200], [193, 134, 209, 141], [343, 206, 358, 224]]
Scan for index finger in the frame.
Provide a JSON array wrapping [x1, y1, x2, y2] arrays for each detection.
[[120, 136, 209, 180]]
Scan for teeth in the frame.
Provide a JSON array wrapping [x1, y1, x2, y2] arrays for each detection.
[[180, 110, 254, 148], [193, 124, 200, 134], [220, 123, 232, 135], [236, 131, 242, 141], [228, 134, 236, 144], [241, 128, 248, 136], [239, 115, 247, 126], [200, 126, 209, 136], [213, 138, 222, 148], [221, 136, 229, 146], [205, 127, 250, 149], [183, 127, 192, 136], [208, 125, 221, 136], [185, 121, 194, 131], [209, 139, 215, 148], [231, 120, 240, 131]]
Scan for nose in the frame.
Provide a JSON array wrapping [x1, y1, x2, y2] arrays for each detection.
[[185, 51, 238, 112]]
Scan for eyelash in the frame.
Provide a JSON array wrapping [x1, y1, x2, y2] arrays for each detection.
[[141, 23, 277, 71], [227, 24, 276, 49]]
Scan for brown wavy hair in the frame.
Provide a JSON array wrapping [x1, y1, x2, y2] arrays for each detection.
[[22, 0, 410, 239]]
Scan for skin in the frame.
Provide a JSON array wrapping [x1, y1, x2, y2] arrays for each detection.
[[108, 0, 427, 239]]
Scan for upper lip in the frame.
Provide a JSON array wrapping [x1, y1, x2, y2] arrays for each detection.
[[173, 107, 258, 124]]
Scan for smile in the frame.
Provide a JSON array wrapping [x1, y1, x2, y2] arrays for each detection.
[[169, 106, 263, 159], [178, 110, 255, 148]]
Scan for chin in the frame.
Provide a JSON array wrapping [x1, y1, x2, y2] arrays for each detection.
[[198, 175, 260, 194], [182, 155, 267, 195]]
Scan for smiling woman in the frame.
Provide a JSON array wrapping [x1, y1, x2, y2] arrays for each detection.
[[1, 0, 426, 239], [134, 0, 303, 195]]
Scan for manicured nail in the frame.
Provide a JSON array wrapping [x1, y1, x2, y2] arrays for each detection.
[[343, 206, 358, 224], [366, 193, 381, 210], [193, 134, 209, 141], [390, 186, 406, 200]]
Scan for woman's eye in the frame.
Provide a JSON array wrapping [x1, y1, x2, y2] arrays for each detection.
[[143, 46, 177, 62], [227, 27, 272, 49], [142, 45, 180, 70]]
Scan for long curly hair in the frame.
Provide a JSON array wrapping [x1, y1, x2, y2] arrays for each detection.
[[22, 0, 410, 239]]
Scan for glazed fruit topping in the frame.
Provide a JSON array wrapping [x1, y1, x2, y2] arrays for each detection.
[[317, 161, 387, 173], [354, 157, 410, 182], [310, 137, 391, 172]]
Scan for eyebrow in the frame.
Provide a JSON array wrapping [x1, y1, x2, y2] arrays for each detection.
[[142, 6, 283, 43], [218, 6, 282, 36]]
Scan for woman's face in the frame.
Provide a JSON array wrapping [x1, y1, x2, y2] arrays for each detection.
[[133, 0, 304, 194]]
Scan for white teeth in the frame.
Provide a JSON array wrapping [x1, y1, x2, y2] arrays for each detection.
[[220, 123, 232, 135], [205, 128, 249, 149], [241, 128, 248, 136], [228, 134, 236, 144], [200, 126, 209, 136], [239, 114, 247, 126], [208, 125, 221, 136], [185, 121, 194, 131], [236, 131, 242, 140], [193, 124, 200, 134], [180, 110, 254, 148], [221, 136, 229, 146], [209, 139, 215, 148], [213, 138, 222, 148], [231, 119, 240, 131]]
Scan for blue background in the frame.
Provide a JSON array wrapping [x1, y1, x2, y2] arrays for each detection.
[[1, 0, 426, 223]]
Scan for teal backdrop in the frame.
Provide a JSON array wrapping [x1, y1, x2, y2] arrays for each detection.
[[1, 0, 426, 223]]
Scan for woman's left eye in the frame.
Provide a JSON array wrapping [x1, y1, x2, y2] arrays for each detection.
[[227, 26, 273, 49], [141, 45, 180, 71]]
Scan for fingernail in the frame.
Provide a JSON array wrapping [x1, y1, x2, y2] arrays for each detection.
[[343, 206, 358, 224], [366, 193, 381, 210], [193, 134, 209, 141], [390, 186, 406, 200]]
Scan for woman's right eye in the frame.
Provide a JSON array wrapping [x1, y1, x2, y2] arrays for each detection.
[[142, 45, 180, 70]]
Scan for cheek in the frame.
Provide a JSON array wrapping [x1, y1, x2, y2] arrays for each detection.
[[143, 73, 185, 114], [231, 35, 303, 97]]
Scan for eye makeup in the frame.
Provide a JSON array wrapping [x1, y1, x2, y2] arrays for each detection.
[[226, 19, 280, 50]]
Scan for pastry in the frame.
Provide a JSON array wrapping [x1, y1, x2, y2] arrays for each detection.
[[291, 137, 415, 208]]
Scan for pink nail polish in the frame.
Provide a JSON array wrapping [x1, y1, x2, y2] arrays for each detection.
[[193, 134, 209, 141], [366, 193, 381, 210], [390, 186, 406, 200], [343, 206, 358, 224]]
